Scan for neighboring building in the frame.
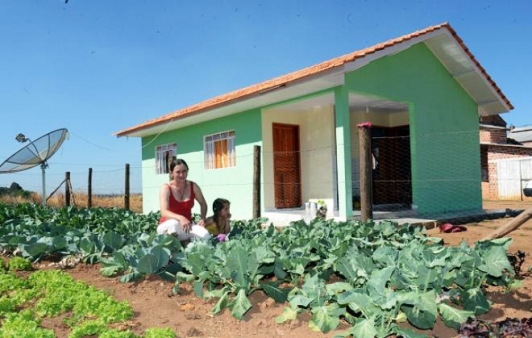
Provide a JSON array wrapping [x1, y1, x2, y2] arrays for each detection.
[[480, 116, 532, 200], [116, 22, 513, 221], [508, 125, 532, 147]]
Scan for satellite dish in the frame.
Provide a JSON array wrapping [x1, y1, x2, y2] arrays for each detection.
[[0, 128, 69, 205]]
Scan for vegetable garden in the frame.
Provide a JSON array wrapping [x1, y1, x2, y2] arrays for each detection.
[[0, 202, 528, 337]]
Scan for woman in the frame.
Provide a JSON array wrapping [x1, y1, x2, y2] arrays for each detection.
[[157, 158, 210, 241]]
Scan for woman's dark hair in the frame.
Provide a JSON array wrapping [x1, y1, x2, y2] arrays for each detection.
[[169, 158, 189, 172]]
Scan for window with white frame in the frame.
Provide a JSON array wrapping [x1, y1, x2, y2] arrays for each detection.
[[204, 131, 235, 169], [156, 143, 177, 174]]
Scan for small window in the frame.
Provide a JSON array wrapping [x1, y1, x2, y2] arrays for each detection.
[[156, 143, 177, 174], [204, 131, 235, 169]]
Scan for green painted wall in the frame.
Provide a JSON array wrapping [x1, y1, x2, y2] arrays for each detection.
[[345, 43, 481, 214], [141, 109, 262, 219], [138, 42, 483, 219]]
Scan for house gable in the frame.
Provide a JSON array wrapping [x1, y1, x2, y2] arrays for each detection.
[[345, 43, 481, 213]]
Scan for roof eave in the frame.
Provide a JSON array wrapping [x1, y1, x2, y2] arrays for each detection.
[[116, 22, 513, 138], [116, 67, 346, 138]]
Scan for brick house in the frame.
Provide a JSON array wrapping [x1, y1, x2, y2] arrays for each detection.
[[480, 115, 532, 200]]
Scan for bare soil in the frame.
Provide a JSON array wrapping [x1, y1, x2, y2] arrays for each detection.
[[38, 201, 532, 338]]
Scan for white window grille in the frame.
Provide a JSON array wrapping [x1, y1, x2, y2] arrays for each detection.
[[156, 143, 177, 174], [204, 131, 235, 169]]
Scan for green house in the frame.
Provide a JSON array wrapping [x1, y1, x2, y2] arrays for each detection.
[[115, 23, 512, 223]]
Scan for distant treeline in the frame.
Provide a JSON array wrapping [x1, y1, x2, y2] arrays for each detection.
[[0, 182, 31, 198]]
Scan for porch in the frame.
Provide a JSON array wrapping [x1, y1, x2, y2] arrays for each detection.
[[261, 204, 511, 229]]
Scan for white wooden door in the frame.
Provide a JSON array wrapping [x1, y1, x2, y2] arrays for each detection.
[[497, 158, 532, 200]]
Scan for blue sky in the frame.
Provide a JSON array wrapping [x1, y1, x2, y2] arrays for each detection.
[[1, 0, 530, 196]]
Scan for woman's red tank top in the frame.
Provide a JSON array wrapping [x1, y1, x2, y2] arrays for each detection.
[[159, 182, 195, 223]]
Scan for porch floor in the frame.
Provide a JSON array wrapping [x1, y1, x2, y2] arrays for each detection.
[[261, 205, 513, 229]]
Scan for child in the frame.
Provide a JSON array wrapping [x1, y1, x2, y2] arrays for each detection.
[[204, 198, 231, 241]]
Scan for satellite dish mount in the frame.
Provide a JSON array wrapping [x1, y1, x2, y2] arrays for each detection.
[[0, 129, 69, 205]]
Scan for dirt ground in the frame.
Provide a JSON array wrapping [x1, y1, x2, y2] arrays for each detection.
[[38, 200, 532, 338]]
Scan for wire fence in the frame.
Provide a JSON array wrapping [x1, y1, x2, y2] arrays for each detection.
[[4, 128, 532, 223]]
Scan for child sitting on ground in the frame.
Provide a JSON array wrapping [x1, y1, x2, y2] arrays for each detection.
[[204, 198, 231, 241]]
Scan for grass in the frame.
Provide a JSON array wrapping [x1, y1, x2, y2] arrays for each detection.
[[0, 192, 143, 213]]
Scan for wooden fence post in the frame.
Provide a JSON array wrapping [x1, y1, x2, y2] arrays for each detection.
[[483, 206, 532, 240], [358, 122, 373, 221], [253, 145, 261, 219], [65, 171, 71, 207], [125, 163, 130, 211], [88, 168, 93, 209]]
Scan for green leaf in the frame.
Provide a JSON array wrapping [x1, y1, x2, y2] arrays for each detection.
[[461, 287, 490, 315], [335, 253, 372, 283], [309, 304, 343, 333], [338, 289, 382, 319], [228, 288, 252, 319], [275, 306, 299, 323], [112, 251, 129, 269], [392, 326, 429, 338], [325, 282, 353, 295], [352, 318, 378, 338], [477, 237, 512, 250], [205, 287, 228, 299], [137, 255, 161, 274], [371, 287, 398, 310], [193, 280, 204, 298], [137, 247, 170, 274], [421, 248, 447, 268], [258, 263, 274, 275], [253, 246, 275, 264], [102, 231, 124, 250], [299, 274, 328, 307], [478, 246, 514, 277], [211, 291, 230, 315], [414, 265, 440, 290], [401, 290, 437, 330], [119, 271, 143, 283], [22, 242, 49, 258], [99, 266, 120, 277], [367, 266, 394, 296], [437, 303, 475, 330], [289, 294, 313, 308], [261, 282, 289, 303], [273, 258, 287, 279], [372, 246, 398, 267], [51, 236, 67, 250], [175, 271, 195, 283], [227, 246, 257, 289], [389, 268, 414, 291], [79, 237, 96, 254]]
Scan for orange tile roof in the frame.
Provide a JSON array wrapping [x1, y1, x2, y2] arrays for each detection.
[[115, 22, 512, 137]]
